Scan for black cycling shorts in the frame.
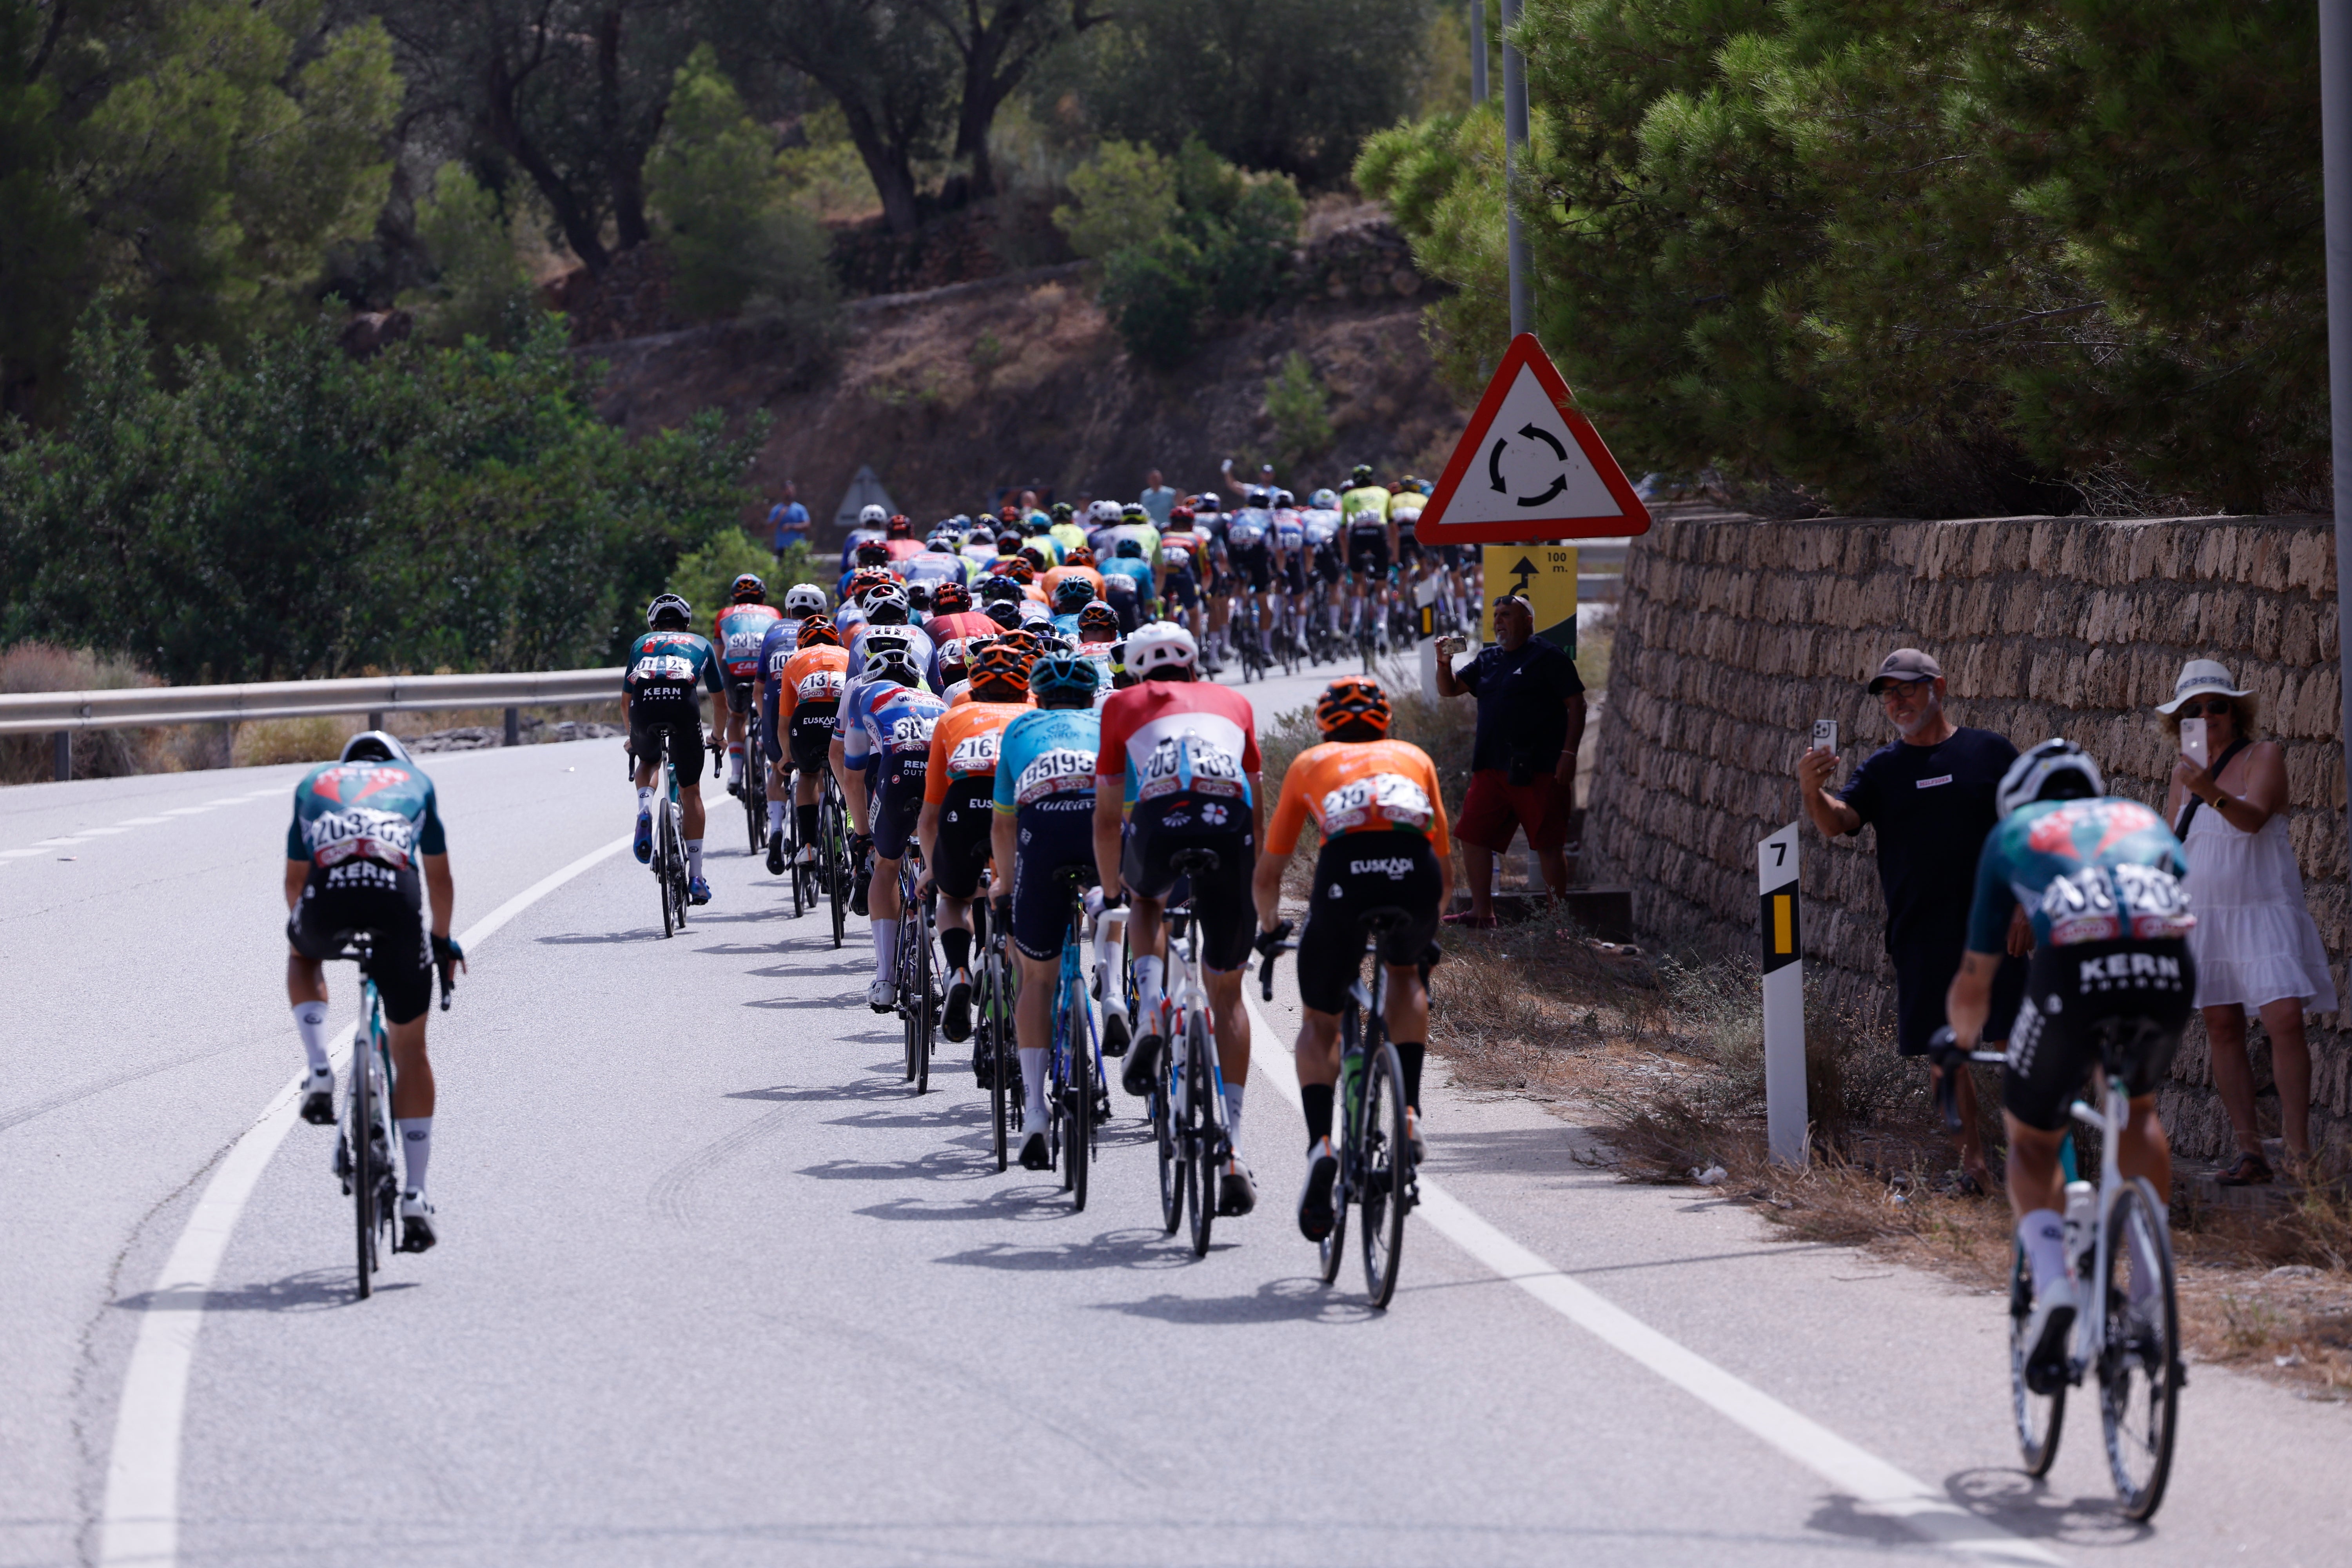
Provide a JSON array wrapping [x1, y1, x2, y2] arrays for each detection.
[[760, 696, 786, 763], [2002, 937, 2194, 1132], [1122, 811, 1255, 974], [1315, 544, 1345, 584], [933, 776, 996, 900], [724, 675, 757, 715], [1011, 797, 1099, 961], [1348, 532, 1389, 575], [788, 705, 838, 776], [286, 864, 434, 1026], [1396, 528, 1421, 568], [1163, 573, 1200, 611], [1232, 546, 1271, 593], [870, 755, 926, 860], [1294, 833, 1442, 1015], [629, 701, 707, 787], [1282, 554, 1307, 596]]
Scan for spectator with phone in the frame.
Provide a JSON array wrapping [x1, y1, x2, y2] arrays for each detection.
[[1433, 594, 1585, 927], [2159, 659, 2336, 1184], [1797, 648, 2026, 1193]]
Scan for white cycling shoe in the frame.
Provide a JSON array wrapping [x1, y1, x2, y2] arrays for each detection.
[[1217, 1159, 1258, 1218], [397, 1192, 439, 1254], [867, 978, 897, 1013], [298, 1067, 336, 1126]]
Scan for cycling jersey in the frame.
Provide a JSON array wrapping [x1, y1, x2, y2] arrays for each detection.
[[1097, 680, 1260, 819], [775, 643, 850, 771], [900, 552, 965, 587], [883, 538, 927, 564], [1965, 796, 2193, 955], [1021, 533, 1064, 567], [848, 624, 937, 688], [925, 699, 1024, 899], [286, 759, 449, 871], [922, 609, 1001, 686], [1042, 564, 1107, 603], [842, 681, 946, 859], [714, 603, 784, 686], [995, 706, 1104, 960], [1048, 521, 1089, 557], [623, 628, 725, 706], [1157, 531, 1205, 610], [1264, 739, 1450, 858], [756, 617, 807, 761], [961, 539, 1001, 573], [1339, 485, 1393, 523]]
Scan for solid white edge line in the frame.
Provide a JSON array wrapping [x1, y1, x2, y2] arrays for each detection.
[[1238, 992, 2061, 1567], [97, 833, 633, 1568]]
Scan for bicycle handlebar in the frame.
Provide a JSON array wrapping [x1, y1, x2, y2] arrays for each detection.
[[1255, 921, 1296, 1001], [1924, 1025, 2004, 1131]]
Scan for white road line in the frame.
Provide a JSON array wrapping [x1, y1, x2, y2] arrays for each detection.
[[158, 808, 211, 817], [1240, 993, 2060, 1566], [98, 833, 633, 1568], [201, 799, 248, 806], [34, 837, 88, 847], [78, 827, 130, 836], [115, 818, 170, 827]]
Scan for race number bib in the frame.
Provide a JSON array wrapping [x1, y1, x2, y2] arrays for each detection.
[[1320, 772, 1432, 834]]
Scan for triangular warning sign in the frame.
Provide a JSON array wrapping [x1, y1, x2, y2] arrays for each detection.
[[1417, 334, 1651, 544]]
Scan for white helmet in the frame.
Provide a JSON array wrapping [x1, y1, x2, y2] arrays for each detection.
[[783, 583, 826, 615], [859, 503, 889, 527], [1125, 620, 1199, 678], [863, 644, 922, 686], [1089, 499, 1122, 525], [339, 730, 414, 766], [1996, 739, 2105, 818]]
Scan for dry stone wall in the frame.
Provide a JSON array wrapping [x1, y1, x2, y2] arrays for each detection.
[[1584, 505, 2348, 1158]]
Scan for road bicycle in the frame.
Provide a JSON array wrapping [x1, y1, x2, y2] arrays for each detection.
[[1931, 1024, 2184, 1521], [895, 847, 937, 1093], [975, 895, 1018, 1171], [639, 729, 690, 936], [327, 932, 454, 1300], [1145, 850, 1235, 1257], [1232, 594, 1268, 684], [1046, 871, 1108, 1209], [818, 770, 851, 949], [739, 711, 768, 855], [1258, 912, 1426, 1308]]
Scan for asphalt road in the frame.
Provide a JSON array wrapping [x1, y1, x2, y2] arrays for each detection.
[[5, 655, 2349, 1567]]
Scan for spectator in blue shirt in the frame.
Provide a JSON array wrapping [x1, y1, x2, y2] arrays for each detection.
[[768, 482, 811, 561], [1138, 469, 1178, 526]]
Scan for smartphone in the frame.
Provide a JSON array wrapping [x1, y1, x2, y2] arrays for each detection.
[[1811, 719, 1837, 755], [2181, 716, 2209, 770]]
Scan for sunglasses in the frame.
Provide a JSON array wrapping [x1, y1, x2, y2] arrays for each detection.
[[2175, 697, 2235, 718]]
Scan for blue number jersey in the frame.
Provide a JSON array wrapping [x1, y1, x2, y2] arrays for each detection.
[[622, 629, 724, 705], [994, 708, 1101, 821], [286, 760, 448, 871], [841, 681, 946, 773], [1965, 796, 2194, 955]]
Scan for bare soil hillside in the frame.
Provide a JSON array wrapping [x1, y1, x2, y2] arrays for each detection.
[[583, 237, 1466, 528]]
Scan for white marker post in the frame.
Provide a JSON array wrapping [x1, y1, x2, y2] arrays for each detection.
[[1757, 822, 1807, 1167]]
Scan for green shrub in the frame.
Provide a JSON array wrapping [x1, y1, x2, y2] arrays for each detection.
[[1094, 140, 1303, 367], [1103, 236, 1210, 369], [1265, 352, 1333, 466], [668, 532, 803, 620], [403, 163, 537, 348], [1054, 140, 1179, 260]]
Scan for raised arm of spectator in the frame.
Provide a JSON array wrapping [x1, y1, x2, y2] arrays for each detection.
[[1797, 746, 1860, 837], [1434, 639, 1469, 699]]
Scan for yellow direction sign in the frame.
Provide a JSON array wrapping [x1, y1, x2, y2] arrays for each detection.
[[1483, 544, 1578, 652]]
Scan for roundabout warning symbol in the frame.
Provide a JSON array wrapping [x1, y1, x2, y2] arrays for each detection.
[[1416, 334, 1651, 544]]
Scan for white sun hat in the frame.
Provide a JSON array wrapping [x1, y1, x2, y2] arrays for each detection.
[[2154, 658, 2253, 715]]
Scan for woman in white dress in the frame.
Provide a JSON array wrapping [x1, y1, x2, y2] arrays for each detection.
[[2160, 659, 2338, 1183]]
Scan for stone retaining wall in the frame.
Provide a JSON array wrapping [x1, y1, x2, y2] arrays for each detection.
[[1583, 505, 2348, 1159]]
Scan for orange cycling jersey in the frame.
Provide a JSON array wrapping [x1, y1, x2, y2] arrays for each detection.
[[1042, 564, 1107, 602], [947, 684, 1034, 710], [1265, 739, 1450, 857], [923, 701, 1027, 803], [775, 644, 850, 719]]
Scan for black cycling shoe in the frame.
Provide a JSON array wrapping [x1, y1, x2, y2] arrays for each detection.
[[1120, 1032, 1162, 1098], [1217, 1161, 1258, 1217], [850, 877, 870, 917], [942, 971, 973, 1042], [765, 835, 785, 875], [1101, 1009, 1131, 1058], [1297, 1140, 1339, 1241], [1018, 1131, 1053, 1171], [298, 1069, 335, 1126]]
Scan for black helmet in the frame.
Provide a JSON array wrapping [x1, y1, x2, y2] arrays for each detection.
[[1351, 463, 1374, 486]]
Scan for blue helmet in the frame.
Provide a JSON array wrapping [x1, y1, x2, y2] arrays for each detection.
[[1029, 652, 1100, 705]]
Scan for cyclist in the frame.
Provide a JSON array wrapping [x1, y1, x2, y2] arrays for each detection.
[[922, 580, 998, 689], [1047, 575, 1096, 639], [1340, 465, 1398, 651], [882, 512, 927, 564], [838, 644, 946, 1009], [285, 730, 466, 1252], [920, 640, 1034, 1056], [1944, 739, 2196, 1384], [624, 593, 726, 903], [1046, 502, 1089, 558], [768, 614, 849, 874], [1098, 537, 1156, 632], [1250, 678, 1452, 1240], [1095, 621, 1265, 1216], [1222, 497, 1275, 665], [839, 502, 889, 573], [713, 575, 783, 798], [848, 583, 936, 682], [1302, 488, 1346, 642], [1154, 507, 1208, 651], [994, 650, 1115, 1169], [1042, 544, 1107, 606], [757, 584, 830, 870]]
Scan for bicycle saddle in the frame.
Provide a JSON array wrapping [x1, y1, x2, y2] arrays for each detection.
[[1170, 848, 1221, 876]]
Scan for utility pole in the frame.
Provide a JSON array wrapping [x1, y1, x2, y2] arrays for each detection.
[[1470, 1, 1488, 105], [1500, 0, 1532, 336], [2327, 0, 2352, 875]]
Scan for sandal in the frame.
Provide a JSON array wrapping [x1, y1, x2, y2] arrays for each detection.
[[1441, 911, 1497, 929], [2214, 1150, 2273, 1187]]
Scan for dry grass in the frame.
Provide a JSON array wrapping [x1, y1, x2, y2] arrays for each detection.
[[232, 716, 360, 768]]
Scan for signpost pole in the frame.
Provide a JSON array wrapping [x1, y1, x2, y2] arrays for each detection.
[[1758, 822, 1807, 1167], [1500, 0, 1531, 336]]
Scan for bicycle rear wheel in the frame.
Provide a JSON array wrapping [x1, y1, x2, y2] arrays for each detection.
[[824, 794, 846, 949], [911, 901, 933, 1094], [1359, 1040, 1409, 1307], [985, 949, 1011, 1171], [1154, 1043, 1183, 1234], [666, 806, 690, 931], [350, 1042, 376, 1299], [1184, 1014, 1217, 1257], [656, 820, 676, 939], [2008, 1245, 2065, 1476], [2100, 1178, 2180, 1521], [1068, 990, 1093, 1212]]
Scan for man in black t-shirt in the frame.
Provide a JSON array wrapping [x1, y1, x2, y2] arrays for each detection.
[[1799, 647, 2027, 1192], [1434, 594, 1587, 925]]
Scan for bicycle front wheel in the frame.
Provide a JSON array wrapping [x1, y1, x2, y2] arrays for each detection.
[[824, 798, 846, 949], [986, 953, 1011, 1171], [1359, 1040, 1409, 1308], [1154, 1045, 1183, 1234], [911, 906, 933, 1094], [2008, 1244, 2065, 1476], [1184, 1015, 1217, 1258], [350, 1047, 376, 1300], [2100, 1178, 2180, 1521]]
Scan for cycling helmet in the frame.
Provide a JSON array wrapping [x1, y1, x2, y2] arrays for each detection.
[[902, 581, 934, 615], [925, 539, 953, 555], [1030, 651, 1099, 706], [729, 572, 767, 604], [863, 644, 921, 686], [1051, 501, 1074, 523], [783, 583, 826, 616], [1315, 675, 1392, 739], [340, 730, 413, 765], [864, 585, 910, 624], [1018, 545, 1050, 571], [968, 641, 1033, 701], [1274, 489, 1295, 508], [1076, 602, 1119, 640], [1005, 558, 1037, 584], [1089, 499, 1122, 524], [1310, 488, 1338, 510], [1243, 487, 1268, 508], [845, 567, 893, 598], [932, 581, 973, 614], [855, 540, 891, 567], [1167, 506, 1195, 528], [797, 615, 840, 647], [886, 513, 912, 537], [1063, 544, 1095, 566], [1125, 620, 1198, 679], [646, 592, 692, 629], [859, 503, 889, 527], [1120, 503, 1149, 524], [1115, 538, 1145, 559], [1351, 463, 1375, 486], [1996, 739, 2105, 818], [985, 599, 1025, 629], [977, 574, 1024, 605], [1052, 576, 1095, 612], [995, 627, 1045, 659], [1196, 491, 1220, 514], [1017, 600, 1054, 627]]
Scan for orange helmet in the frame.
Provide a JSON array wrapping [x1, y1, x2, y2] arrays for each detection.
[[969, 640, 1033, 701], [797, 615, 841, 648], [1004, 558, 1037, 584], [1315, 675, 1391, 738], [845, 568, 893, 599], [1063, 545, 1095, 567]]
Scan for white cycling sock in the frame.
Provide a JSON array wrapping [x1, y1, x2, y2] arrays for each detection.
[[686, 839, 704, 878], [2018, 1210, 2067, 1296], [871, 918, 899, 983], [397, 1118, 432, 1197], [1224, 1082, 1245, 1155], [1133, 956, 1165, 1032], [1020, 1047, 1049, 1131], [767, 800, 785, 833], [292, 1002, 330, 1074], [636, 786, 653, 812]]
